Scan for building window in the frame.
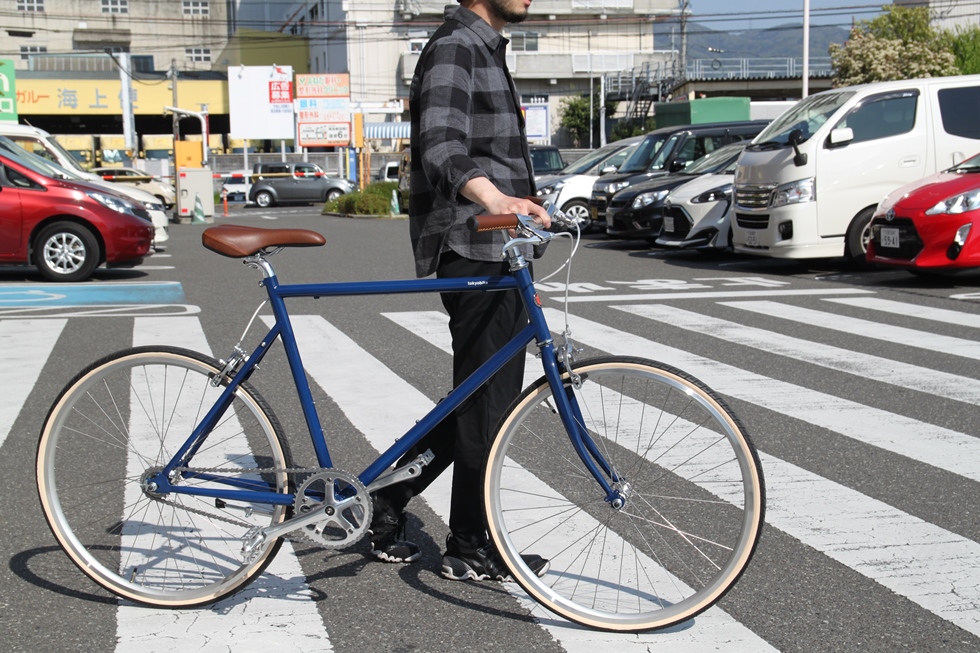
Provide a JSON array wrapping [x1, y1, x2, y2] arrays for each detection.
[[20, 45, 47, 60], [182, 1, 209, 16], [101, 0, 128, 14], [510, 32, 539, 52], [16, 0, 44, 11], [185, 48, 211, 63]]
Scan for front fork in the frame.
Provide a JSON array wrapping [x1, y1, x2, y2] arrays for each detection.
[[506, 248, 627, 510]]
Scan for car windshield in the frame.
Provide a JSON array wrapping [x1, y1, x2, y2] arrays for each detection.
[[562, 141, 631, 175], [751, 91, 855, 147], [0, 136, 76, 179], [950, 152, 980, 172], [683, 143, 747, 174], [618, 133, 670, 173]]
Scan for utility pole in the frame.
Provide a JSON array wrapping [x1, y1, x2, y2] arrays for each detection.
[[170, 59, 179, 144], [802, 0, 811, 98], [680, 0, 690, 82], [118, 52, 136, 158]]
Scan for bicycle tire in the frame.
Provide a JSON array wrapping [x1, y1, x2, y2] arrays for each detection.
[[484, 356, 765, 632], [36, 346, 293, 608]]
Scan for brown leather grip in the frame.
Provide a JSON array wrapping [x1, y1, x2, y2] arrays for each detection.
[[524, 196, 545, 206], [467, 214, 518, 232]]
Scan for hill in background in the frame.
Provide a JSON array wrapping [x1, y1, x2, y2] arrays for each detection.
[[655, 21, 852, 60]]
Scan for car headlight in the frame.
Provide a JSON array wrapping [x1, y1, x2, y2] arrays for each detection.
[[536, 180, 565, 196], [632, 189, 670, 209], [87, 191, 138, 216], [770, 178, 814, 208], [608, 181, 631, 194], [144, 200, 166, 211], [692, 185, 733, 204], [925, 187, 980, 215]]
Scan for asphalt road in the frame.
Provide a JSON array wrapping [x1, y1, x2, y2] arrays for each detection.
[[1, 204, 979, 652]]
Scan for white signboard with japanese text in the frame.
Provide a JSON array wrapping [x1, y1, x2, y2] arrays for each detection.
[[228, 65, 294, 140], [298, 122, 351, 147], [294, 97, 351, 123]]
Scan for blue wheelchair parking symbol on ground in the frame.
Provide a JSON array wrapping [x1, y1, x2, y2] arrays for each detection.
[[0, 282, 186, 306]]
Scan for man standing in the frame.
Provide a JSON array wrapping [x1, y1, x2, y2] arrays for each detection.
[[368, 0, 551, 581]]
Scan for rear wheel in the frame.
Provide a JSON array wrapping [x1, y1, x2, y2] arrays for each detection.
[[37, 346, 293, 607], [484, 356, 765, 632], [33, 221, 101, 282]]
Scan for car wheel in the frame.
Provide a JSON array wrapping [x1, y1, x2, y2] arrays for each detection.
[[845, 207, 875, 263], [560, 200, 592, 231], [33, 221, 101, 282], [255, 191, 275, 208], [326, 189, 343, 202]]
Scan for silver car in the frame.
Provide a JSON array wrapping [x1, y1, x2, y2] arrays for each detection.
[[248, 162, 354, 207]]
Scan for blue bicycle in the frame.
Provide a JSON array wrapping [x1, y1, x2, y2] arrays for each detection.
[[36, 209, 765, 632]]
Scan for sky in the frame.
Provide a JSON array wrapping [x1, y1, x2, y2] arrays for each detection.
[[687, 1, 892, 31]]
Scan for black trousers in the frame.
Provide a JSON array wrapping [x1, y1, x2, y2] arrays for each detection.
[[377, 251, 528, 550]]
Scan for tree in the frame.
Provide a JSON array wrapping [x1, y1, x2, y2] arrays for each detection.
[[828, 5, 958, 86], [950, 26, 980, 75], [558, 91, 616, 148]]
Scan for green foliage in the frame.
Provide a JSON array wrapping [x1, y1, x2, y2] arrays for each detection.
[[323, 181, 400, 216], [559, 91, 617, 148], [610, 118, 656, 141], [829, 5, 958, 86], [950, 26, 980, 75], [859, 5, 936, 44]]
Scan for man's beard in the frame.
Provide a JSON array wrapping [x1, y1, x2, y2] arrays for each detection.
[[488, 0, 529, 24]]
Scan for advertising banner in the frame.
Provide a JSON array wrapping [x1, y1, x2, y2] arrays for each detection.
[[0, 59, 17, 121], [228, 65, 294, 140], [298, 122, 351, 148]]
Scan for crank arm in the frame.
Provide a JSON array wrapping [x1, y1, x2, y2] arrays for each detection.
[[365, 449, 434, 493]]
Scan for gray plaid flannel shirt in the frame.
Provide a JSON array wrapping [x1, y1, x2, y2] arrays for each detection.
[[408, 5, 536, 278]]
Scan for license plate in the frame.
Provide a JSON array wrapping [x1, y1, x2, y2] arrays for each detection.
[[745, 230, 759, 247], [664, 216, 674, 233], [591, 207, 598, 221], [880, 227, 900, 248]]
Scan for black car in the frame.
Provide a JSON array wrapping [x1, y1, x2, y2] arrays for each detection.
[[606, 141, 748, 241], [529, 145, 566, 179], [589, 120, 768, 229]]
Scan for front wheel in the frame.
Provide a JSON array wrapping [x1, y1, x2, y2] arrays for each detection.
[[326, 188, 343, 202], [254, 190, 275, 208], [561, 200, 592, 232], [846, 207, 875, 261], [36, 346, 293, 607], [484, 357, 765, 632], [33, 221, 101, 282]]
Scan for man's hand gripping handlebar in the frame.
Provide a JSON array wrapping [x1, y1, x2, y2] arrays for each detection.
[[466, 197, 574, 240]]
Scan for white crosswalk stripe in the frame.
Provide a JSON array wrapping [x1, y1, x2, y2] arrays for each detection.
[[6, 293, 980, 650], [618, 303, 980, 404], [0, 319, 66, 449], [113, 317, 333, 653]]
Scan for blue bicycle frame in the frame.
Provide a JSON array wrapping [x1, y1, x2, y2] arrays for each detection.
[[145, 257, 621, 508]]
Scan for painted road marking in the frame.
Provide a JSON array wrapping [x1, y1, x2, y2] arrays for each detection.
[[0, 319, 66, 450], [0, 282, 185, 307], [557, 288, 874, 303]]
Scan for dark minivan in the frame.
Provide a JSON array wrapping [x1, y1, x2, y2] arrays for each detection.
[[589, 121, 769, 229]]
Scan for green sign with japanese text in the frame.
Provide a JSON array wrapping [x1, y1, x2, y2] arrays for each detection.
[[0, 59, 17, 121]]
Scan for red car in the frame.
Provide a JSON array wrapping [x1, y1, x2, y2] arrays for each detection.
[[867, 153, 980, 271], [0, 151, 153, 282]]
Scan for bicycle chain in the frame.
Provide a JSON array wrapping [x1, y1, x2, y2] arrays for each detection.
[[148, 466, 340, 546]]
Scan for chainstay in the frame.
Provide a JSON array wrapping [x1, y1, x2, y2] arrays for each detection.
[[147, 465, 327, 533]]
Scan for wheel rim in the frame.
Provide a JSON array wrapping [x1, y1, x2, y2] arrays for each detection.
[[485, 359, 764, 631], [257, 193, 272, 207], [37, 350, 289, 606], [43, 232, 87, 275], [563, 203, 590, 227]]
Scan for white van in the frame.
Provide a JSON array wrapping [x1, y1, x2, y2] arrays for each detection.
[[0, 123, 169, 247], [732, 75, 980, 260]]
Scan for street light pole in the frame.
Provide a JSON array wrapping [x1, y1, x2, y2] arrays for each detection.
[[802, 0, 811, 98]]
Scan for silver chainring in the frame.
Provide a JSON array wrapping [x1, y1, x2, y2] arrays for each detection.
[[293, 469, 372, 549]]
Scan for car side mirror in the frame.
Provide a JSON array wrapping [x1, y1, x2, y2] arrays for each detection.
[[600, 165, 618, 175], [789, 128, 808, 166], [669, 159, 687, 173], [829, 127, 854, 146]]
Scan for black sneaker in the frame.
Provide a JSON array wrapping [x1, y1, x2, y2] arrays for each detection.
[[441, 534, 549, 581], [369, 510, 421, 563]]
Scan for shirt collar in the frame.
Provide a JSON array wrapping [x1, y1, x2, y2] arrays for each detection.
[[445, 4, 507, 52]]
